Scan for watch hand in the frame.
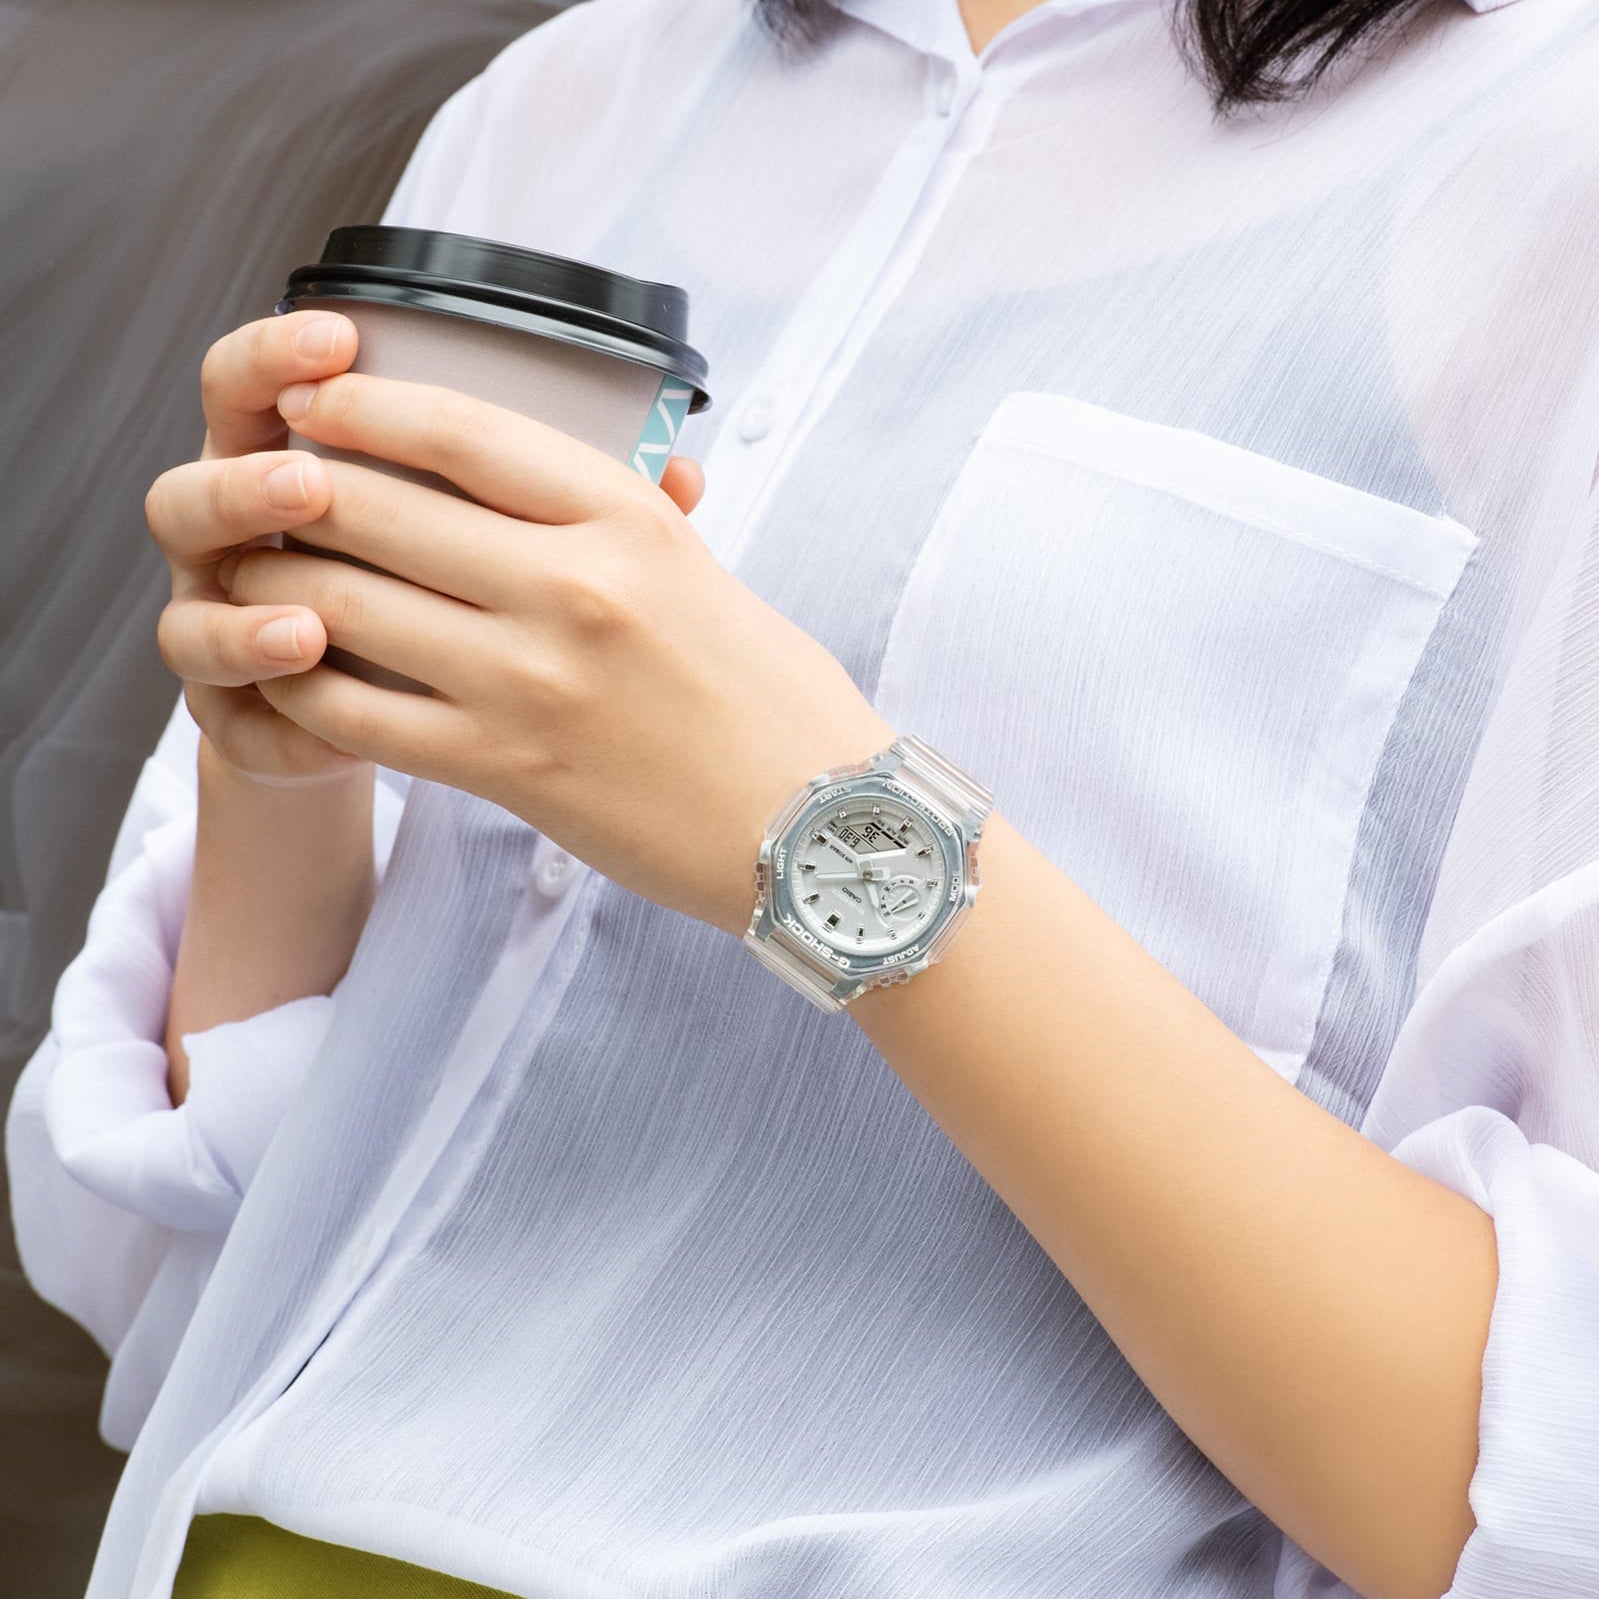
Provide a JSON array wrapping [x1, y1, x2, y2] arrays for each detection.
[[812, 861, 909, 885], [855, 848, 910, 870]]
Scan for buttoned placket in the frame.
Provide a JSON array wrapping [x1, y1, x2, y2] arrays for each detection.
[[532, 832, 581, 898], [332, 834, 590, 1286], [689, 59, 984, 568], [688, 0, 1136, 574], [140, 837, 598, 1596], [315, 833, 591, 1294]]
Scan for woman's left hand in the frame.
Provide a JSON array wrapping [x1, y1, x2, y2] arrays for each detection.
[[230, 372, 898, 939]]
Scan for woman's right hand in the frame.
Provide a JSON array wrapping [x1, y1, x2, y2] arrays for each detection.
[[146, 309, 368, 785]]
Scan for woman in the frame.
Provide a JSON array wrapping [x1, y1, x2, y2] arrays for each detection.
[[11, 0, 1599, 1595]]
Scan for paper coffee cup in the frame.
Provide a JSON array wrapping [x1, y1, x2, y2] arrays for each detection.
[[273, 225, 712, 693]]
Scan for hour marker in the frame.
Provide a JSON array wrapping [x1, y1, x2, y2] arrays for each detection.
[[804, 893, 820, 904], [916, 847, 931, 857], [826, 913, 840, 927], [838, 809, 849, 819], [812, 833, 827, 844], [799, 862, 816, 872], [857, 927, 866, 939], [871, 804, 881, 815], [899, 820, 912, 832], [926, 878, 938, 887]]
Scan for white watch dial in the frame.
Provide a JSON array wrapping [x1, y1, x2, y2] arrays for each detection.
[[788, 795, 951, 957]]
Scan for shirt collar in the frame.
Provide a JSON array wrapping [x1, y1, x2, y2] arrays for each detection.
[[824, 0, 1136, 60], [825, 0, 1528, 62]]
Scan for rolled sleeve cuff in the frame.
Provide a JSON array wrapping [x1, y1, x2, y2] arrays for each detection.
[[1388, 1105, 1599, 1595], [176, 994, 334, 1199], [41, 764, 402, 1234]]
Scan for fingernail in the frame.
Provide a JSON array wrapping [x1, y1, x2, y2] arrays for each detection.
[[278, 383, 317, 423], [294, 316, 342, 361], [257, 616, 303, 660], [263, 461, 308, 509]]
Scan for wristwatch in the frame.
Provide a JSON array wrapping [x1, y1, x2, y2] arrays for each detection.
[[743, 733, 993, 1012]]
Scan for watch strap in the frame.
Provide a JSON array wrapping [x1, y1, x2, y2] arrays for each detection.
[[890, 733, 994, 831], [742, 921, 853, 1012]]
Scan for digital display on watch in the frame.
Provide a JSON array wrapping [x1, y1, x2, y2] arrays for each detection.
[[834, 817, 898, 853]]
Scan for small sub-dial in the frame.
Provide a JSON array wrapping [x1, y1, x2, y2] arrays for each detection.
[[878, 875, 925, 922]]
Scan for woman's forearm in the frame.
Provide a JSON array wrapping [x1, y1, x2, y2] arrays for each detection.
[[164, 734, 377, 1105], [850, 811, 1497, 1599]]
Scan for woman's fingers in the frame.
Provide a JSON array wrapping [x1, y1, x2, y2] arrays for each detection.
[[152, 447, 532, 609], [146, 449, 333, 567], [659, 455, 706, 515], [158, 593, 329, 687], [278, 458, 529, 608], [224, 546, 486, 698], [257, 661, 467, 779], [184, 681, 367, 784], [277, 372, 652, 527], [200, 311, 358, 460]]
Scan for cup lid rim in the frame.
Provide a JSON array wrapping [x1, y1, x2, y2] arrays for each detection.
[[280, 225, 711, 410]]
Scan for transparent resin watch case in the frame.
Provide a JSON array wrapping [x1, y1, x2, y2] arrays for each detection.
[[743, 735, 992, 1012]]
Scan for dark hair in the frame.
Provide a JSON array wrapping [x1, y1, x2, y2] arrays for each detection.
[[749, 0, 1433, 116]]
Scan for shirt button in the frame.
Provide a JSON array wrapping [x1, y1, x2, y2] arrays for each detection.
[[535, 848, 575, 896], [737, 391, 776, 443]]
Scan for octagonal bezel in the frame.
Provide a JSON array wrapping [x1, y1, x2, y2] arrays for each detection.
[[768, 777, 965, 975]]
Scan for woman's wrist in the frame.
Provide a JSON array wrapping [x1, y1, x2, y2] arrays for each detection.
[[197, 724, 372, 794], [167, 731, 378, 1104]]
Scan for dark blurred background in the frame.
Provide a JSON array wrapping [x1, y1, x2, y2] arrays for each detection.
[[0, 3, 561, 1590]]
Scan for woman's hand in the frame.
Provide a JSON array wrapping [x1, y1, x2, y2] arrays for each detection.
[[234, 371, 897, 937], [144, 309, 373, 785]]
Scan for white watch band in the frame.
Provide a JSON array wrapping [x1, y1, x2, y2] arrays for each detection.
[[894, 733, 994, 828], [743, 920, 859, 1013]]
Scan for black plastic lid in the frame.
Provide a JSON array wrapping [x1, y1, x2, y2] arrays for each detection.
[[277, 225, 711, 413]]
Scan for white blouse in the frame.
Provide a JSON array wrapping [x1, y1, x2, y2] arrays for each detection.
[[11, 0, 1599, 1593]]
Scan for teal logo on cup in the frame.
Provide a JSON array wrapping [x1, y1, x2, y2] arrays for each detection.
[[632, 380, 696, 484]]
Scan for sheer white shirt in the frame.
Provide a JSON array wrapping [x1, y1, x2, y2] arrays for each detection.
[[13, 0, 1599, 1594]]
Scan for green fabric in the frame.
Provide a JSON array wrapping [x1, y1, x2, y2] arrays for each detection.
[[172, 1514, 521, 1599]]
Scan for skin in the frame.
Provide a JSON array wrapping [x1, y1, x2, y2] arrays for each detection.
[[959, 0, 1047, 54]]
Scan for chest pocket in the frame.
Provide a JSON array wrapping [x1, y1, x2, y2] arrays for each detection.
[[872, 390, 1477, 1082]]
